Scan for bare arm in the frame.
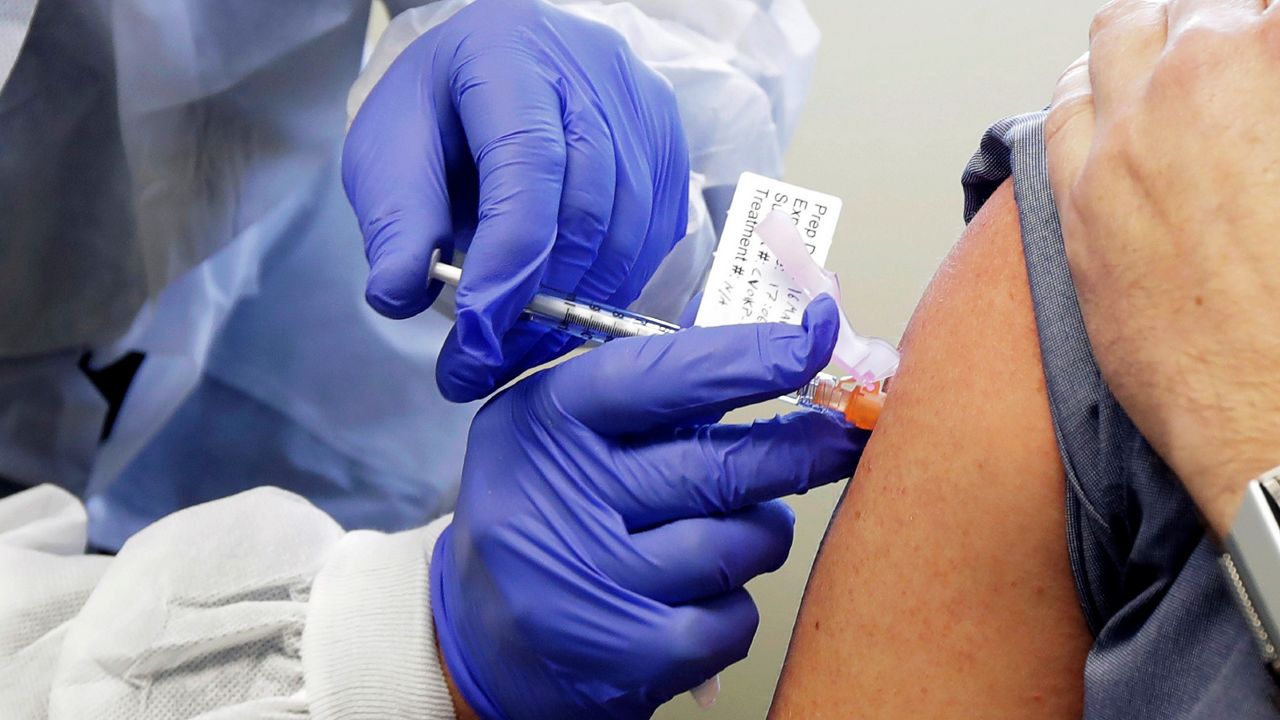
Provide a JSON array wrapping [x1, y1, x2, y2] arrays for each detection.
[[770, 182, 1092, 718]]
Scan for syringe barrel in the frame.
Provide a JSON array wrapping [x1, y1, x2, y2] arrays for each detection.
[[523, 292, 681, 342], [430, 255, 681, 342]]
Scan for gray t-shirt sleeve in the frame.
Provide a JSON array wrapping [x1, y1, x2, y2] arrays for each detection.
[[962, 111, 1280, 719]]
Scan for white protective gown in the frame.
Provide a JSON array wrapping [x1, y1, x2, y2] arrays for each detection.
[[0, 0, 819, 552], [0, 2, 820, 715], [0, 484, 459, 719]]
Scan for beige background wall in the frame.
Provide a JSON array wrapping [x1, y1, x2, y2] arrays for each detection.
[[368, 2, 1100, 717]]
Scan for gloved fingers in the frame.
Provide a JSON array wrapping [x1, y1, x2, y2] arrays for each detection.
[[614, 501, 795, 605], [435, 50, 568, 402], [548, 295, 842, 436], [537, 81, 619, 295], [652, 287, 724, 429], [480, 91, 622, 381], [647, 590, 760, 702], [342, 50, 460, 320], [564, 92, 651, 305], [611, 412, 865, 530], [554, 34, 687, 311], [463, 61, 686, 384], [603, 160, 687, 311], [605, 69, 691, 308], [667, 290, 727, 425]]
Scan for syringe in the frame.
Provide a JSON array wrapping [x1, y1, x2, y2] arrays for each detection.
[[429, 251, 681, 343], [428, 253, 888, 431]]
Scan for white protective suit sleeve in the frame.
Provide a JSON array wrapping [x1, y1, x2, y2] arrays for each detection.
[[0, 485, 458, 720]]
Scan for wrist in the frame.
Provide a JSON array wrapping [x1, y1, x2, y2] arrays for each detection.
[[1195, 474, 1253, 541], [1183, 457, 1280, 539], [430, 531, 508, 720], [437, 636, 481, 720], [302, 519, 457, 719]]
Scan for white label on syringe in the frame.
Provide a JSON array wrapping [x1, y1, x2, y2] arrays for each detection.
[[694, 172, 844, 328]]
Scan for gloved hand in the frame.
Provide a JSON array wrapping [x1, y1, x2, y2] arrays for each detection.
[[343, 0, 690, 402], [433, 296, 867, 719]]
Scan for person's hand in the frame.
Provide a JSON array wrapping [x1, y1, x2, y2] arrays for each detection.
[[1046, 0, 1280, 536], [432, 296, 866, 719], [343, 0, 690, 402]]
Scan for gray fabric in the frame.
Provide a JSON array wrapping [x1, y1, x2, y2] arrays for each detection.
[[962, 111, 1280, 719], [0, 0, 36, 90]]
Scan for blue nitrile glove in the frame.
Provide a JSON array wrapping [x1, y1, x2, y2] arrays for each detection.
[[343, 0, 690, 402], [432, 296, 868, 719]]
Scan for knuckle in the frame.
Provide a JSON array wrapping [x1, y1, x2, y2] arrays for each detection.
[[1090, 0, 1130, 41], [1051, 55, 1090, 103], [1166, 18, 1246, 77], [664, 614, 712, 665], [753, 500, 796, 548], [590, 18, 631, 53], [1064, 51, 1091, 76], [1171, 23, 1219, 58], [477, 0, 544, 20], [1053, 59, 1091, 99], [757, 518, 795, 573], [357, 210, 409, 257], [1090, 0, 1162, 42], [758, 327, 807, 389], [475, 124, 565, 174], [637, 60, 678, 104], [680, 524, 717, 565], [723, 599, 760, 662], [714, 460, 746, 513]]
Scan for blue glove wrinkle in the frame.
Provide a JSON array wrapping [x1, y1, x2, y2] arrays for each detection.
[[345, 0, 690, 402], [604, 61, 690, 309], [547, 86, 614, 291]]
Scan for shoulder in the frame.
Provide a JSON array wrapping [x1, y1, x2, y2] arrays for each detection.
[[770, 181, 1091, 718]]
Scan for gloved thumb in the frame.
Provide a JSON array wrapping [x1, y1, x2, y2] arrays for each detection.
[[361, 216, 455, 320], [342, 51, 458, 320]]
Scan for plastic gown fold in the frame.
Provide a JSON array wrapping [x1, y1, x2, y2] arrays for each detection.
[[0, 0, 818, 550]]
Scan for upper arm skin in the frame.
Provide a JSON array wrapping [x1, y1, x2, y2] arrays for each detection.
[[769, 182, 1092, 718]]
